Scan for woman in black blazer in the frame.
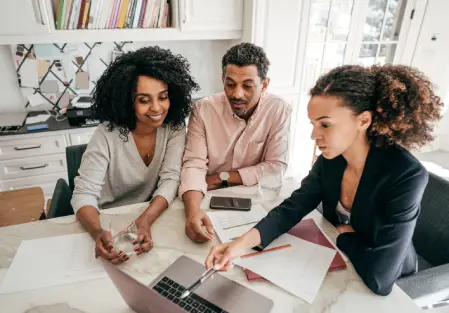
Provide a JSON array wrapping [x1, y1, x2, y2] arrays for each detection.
[[205, 64, 443, 295]]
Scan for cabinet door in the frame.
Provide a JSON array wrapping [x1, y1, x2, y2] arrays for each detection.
[[69, 128, 96, 146], [179, 0, 243, 31], [0, 153, 67, 181], [0, 134, 67, 161], [0, 173, 68, 198], [0, 0, 51, 35]]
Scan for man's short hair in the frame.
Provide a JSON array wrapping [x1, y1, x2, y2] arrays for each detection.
[[222, 43, 270, 80]]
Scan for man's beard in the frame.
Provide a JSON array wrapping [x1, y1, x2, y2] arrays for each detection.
[[232, 108, 247, 116]]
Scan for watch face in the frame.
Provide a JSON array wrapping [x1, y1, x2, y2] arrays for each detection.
[[219, 172, 230, 180]]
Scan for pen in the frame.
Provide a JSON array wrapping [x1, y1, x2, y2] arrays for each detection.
[[180, 244, 292, 299], [180, 267, 216, 299]]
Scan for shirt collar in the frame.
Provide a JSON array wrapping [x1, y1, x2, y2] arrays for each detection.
[[223, 92, 265, 122]]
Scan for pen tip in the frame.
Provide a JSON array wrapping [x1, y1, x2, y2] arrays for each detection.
[[180, 291, 190, 299]]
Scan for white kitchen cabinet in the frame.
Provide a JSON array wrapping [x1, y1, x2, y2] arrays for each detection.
[[0, 134, 67, 161], [69, 129, 96, 146], [0, 0, 51, 36], [0, 127, 94, 197], [179, 0, 243, 32], [0, 154, 66, 181], [0, 0, 243, 44], [0, 173, 67, 197]]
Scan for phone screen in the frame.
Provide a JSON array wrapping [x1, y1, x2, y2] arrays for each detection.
[[209, 196, 251, 211]]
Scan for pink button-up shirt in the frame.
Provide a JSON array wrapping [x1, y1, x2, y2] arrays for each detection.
[[179, 92, 291, 197]]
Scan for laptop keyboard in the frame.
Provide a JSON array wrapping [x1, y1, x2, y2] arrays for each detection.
[[153, 276, 228, 313]]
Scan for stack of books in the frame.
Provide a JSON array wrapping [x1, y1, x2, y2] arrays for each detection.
[[55, 0, 172, 30]]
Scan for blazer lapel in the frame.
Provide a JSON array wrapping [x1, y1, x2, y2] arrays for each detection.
[[324, 156, 346, 225], [350, 145, 385, 230]]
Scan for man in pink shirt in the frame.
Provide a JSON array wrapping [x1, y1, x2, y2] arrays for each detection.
[[179, 43, 292, 243]]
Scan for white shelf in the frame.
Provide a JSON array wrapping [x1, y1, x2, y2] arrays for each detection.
[[0, 27, 241, 45]]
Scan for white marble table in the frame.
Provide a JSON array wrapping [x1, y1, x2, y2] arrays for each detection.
[[0, 182, 422, 313]]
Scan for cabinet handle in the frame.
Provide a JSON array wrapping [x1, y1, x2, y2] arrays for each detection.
[[14, 144, 43, 151], [20, 164, 49, 171], [32, 0, 45, 26]]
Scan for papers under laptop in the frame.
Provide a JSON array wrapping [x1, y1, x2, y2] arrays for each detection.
[[208, 205, 336, 303]]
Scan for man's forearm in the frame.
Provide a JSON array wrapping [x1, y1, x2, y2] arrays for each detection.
[[76, 206, 103, 239], [182, 190, 204, 217], [228, 171, 243, 186]]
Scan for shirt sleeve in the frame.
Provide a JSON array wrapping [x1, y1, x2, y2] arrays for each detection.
[[178, 103, 208, 198], [71, 127, 110, 213], [336, 165, 428, 296], [152, 127, 186, 204], [238, 101, 292, 186]]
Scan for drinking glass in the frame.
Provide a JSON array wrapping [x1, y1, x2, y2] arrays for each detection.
[[109, 220, 138, 257], [257, 166, 284, 201]]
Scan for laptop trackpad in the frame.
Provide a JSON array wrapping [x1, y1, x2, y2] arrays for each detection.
[[157, 256, 271, 313], [196, 275, 244, 310]]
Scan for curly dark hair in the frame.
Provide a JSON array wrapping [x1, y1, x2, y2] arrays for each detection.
[[310, 64, 443, 149], [221, 42, 270, 80], [92, 46, 200, 140]]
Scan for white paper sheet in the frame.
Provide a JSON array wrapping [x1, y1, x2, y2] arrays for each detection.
[[25, 114, 50, 124], [19, 59, 39, 88], [27, 94, 46, 108], [0, 233, 106, 294], [207, 204, 268, 243], [234, 234, 336, 303]]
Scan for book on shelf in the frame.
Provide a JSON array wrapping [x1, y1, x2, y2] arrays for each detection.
[[54, 0, 172, 30]]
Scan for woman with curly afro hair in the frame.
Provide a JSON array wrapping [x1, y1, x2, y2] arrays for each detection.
[[71, 46, 199, 264], [205, 64, 443, 296]]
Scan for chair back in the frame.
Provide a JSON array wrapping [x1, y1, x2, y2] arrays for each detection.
[[47, 179, 74, 218], [413, 172, 449, 266], [66, 144, 88, 190]]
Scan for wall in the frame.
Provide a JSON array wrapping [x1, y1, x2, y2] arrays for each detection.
[[411, 0, 449, 151], [0, 40, 232, 113], [0, 46, 24, 112]]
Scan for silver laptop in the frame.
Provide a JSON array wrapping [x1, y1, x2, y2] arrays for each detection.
[[102, 255, 273, 313], [0, 111, 27, 128]]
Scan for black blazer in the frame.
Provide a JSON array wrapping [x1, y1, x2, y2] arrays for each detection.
[[254, 144, 428, 296]]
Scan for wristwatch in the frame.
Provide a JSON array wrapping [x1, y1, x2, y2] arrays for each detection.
[[219, 172, 230, 188]]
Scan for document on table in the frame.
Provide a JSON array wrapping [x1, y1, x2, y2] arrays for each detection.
[[207, 204, 268, 243], [0, 233, 106, 294], [234, 233, 336, 303]]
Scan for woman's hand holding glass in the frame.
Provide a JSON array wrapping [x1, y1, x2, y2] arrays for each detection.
[[133, 212, 154, 255], [94, 229, 129, 264]]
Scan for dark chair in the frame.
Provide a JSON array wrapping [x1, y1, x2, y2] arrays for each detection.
[[46, 144, 88, 219], [397, 172, 449, 307]]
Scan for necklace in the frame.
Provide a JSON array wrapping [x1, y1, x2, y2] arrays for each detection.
[[132, 130, 156, 165]]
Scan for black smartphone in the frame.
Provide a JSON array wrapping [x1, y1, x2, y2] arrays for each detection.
[[209, 196, 252, 211]]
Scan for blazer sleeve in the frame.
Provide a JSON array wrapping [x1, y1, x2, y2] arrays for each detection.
[[254, 155, 324, 247], [336, 165, 428, 296]]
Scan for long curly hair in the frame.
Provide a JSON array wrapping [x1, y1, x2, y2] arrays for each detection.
[[310, 64, 443, 149], [92, 46, 200, 141], [221, 43, 270, 80]]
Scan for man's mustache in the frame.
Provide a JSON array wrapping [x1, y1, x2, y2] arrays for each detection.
[[230, 98, 247, 104]]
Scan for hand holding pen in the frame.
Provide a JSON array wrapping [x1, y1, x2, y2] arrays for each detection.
[[181, 236, 291, 299]]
